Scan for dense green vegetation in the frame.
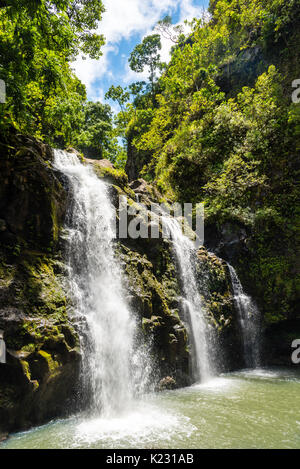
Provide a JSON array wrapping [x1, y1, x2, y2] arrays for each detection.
[[0, 0, 123, 159]]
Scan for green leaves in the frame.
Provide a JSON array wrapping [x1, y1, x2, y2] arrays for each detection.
[[129, 34, 162, 105], [75, 101, 113, 159], [0, 0, 105, 140], [105, 85, 130, 114], [129, 34, 162, 74]]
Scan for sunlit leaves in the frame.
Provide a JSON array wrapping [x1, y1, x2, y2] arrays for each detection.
[[0, 0, 105, 140]]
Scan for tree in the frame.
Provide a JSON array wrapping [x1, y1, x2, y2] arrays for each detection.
[[105, 85, 130, 117], [0, 0, 105, 140], [129, 34, 162, 105], [75, 102, 113, 159]]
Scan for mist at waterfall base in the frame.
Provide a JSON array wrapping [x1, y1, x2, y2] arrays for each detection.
[[3, 151, 299, 449]]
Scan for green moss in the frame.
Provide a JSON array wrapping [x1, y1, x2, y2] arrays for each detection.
[[17, 254, 67, 319], [120, 244, 177, 322], [20, 360, 31, 381], [0, 247, 78, 357], [239, 237, 299, 325], [38, 350, 60, 376], [111, 183, 137, 204], [31, 380, 39, 391], [21, 343, 36, 353], [194, 249, 236, 332], [0, 261, 15, 288], [93, 163, 129, 189], [142, 316, 162, 333]]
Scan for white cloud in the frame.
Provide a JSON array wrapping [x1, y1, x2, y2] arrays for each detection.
[[73, 0, 207, 98], [88, 87, 106, 104], [74, 0, 182, 91], [122, 0, 201, 83], [100, 0, 179, 43], [72, 44, 116, 95]]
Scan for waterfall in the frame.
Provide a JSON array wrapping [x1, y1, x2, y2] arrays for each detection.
[[160, 215, 212, 383], [228, 264, 261, 368], [53, 150, 150, 417]]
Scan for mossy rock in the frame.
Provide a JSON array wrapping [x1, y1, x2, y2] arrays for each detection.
[[118, 241, 190, 386], [93, 161, 129, 189], [0, 132, 66, 251]]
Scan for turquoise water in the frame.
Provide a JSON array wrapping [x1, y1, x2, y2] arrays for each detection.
[[2, 368, 300, 449]]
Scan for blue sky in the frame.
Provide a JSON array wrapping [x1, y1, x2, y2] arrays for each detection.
[[73, 0, 209, 110]]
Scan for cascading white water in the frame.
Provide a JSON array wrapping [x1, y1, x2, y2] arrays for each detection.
[[160, 215, 212, 383], [53, 150, 150, 417], [228, 264, 261, 368]]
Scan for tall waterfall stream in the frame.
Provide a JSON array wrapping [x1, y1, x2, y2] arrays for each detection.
[[228, 264, 261, 368], [159, 215, 212, 382], [54, 150, 151, 416]]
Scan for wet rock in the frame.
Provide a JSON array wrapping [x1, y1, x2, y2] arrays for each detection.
[[158, 376, 176, 391], [0, 133, 66, 249], [0, 129, 248, 435], [205, 221, 248, 263], [118, 240, 190, 387]]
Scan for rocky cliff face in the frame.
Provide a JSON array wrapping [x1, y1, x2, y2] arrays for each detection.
[[0, 131, 80, 435], [0, 132, 242, 434], [112, 180, 243, 381], [205, 219, 300, 367]]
